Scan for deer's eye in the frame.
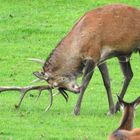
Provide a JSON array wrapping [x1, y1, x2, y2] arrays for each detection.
[[47, 77, 54, 83], [61, 77, 68, 82], [61, 77, 65, 81]]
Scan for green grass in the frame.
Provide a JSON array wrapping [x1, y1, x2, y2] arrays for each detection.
[[0, 0, 140, 139]]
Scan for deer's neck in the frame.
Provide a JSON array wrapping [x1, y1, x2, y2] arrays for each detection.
[[44, 40, 83, 76], [117, 108, 134, 131], [44, 20, 91, 76]]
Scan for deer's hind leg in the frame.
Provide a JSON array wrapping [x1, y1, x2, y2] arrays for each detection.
[[115, 56, 133, 112]]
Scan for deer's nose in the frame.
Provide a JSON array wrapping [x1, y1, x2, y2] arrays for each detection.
[[53, 82, 58, 87], [72, 84, 80, 93]]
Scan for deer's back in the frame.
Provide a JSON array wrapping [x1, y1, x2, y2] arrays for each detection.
[[96, 4, 140, 50], [67, 4, 140, 61], [53, 4, 140, 67]]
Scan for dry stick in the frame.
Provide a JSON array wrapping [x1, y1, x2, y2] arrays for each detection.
[[0, 85, 53, 111]]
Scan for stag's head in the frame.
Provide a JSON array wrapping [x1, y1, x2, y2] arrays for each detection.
[[33, 63, 80, 93]]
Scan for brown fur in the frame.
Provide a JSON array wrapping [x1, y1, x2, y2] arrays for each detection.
[[43, 4, 140, 92], [108, 97, 140, 140]]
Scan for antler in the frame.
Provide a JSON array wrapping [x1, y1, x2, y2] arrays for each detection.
[[28, 58, 45, 65], [36, 87, 69, 103], [0, 85, 53, 111]]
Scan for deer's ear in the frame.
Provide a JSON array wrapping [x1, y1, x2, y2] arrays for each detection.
[[33, 71, 48, 80], [133, 96, 140, 109], [117, 95, 126, 109]]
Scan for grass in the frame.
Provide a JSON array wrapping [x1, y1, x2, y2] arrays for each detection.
[[0, 0, 140, 139]]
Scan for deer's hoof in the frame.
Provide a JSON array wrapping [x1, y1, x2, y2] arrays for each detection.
[[73, 107, 80, 116], [106, 107, 116, 116], [15, 104, 19, 109], [115, 102, 120, 113], [107, 111, 115, 116]]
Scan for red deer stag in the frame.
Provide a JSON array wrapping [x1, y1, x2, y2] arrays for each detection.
[[0, 4, 140, 115], [37, 4, 140, 115], [108, 96, 140, 140]]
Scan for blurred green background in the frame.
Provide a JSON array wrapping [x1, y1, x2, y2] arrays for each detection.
[[0, 0, 140, 139]]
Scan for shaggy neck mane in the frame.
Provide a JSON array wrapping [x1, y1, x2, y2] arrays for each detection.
[[44, 16, 86, 76], [45, 48, 56, 64], [44, 39, 83, 77], [45, 39, 64, 64]]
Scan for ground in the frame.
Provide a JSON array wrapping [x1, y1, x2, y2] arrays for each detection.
[[0, 0, 140, 140]]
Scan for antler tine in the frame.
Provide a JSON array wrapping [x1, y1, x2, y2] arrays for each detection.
[[28, 58, 45, 65], [0, 86, 22, 92], [30, 78, 42, 84], [132, 96, 140, 106], [0, 85, 51, 109], [35, 86, 69, 101], [36, 89, 42, 102], [44, 88, 69, 112], [45, 88, 53, 112]]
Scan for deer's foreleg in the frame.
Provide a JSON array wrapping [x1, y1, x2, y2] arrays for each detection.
[[115, 57, 133, 112], [73, 60, 95, 115], [98, 62, 115, 115]]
